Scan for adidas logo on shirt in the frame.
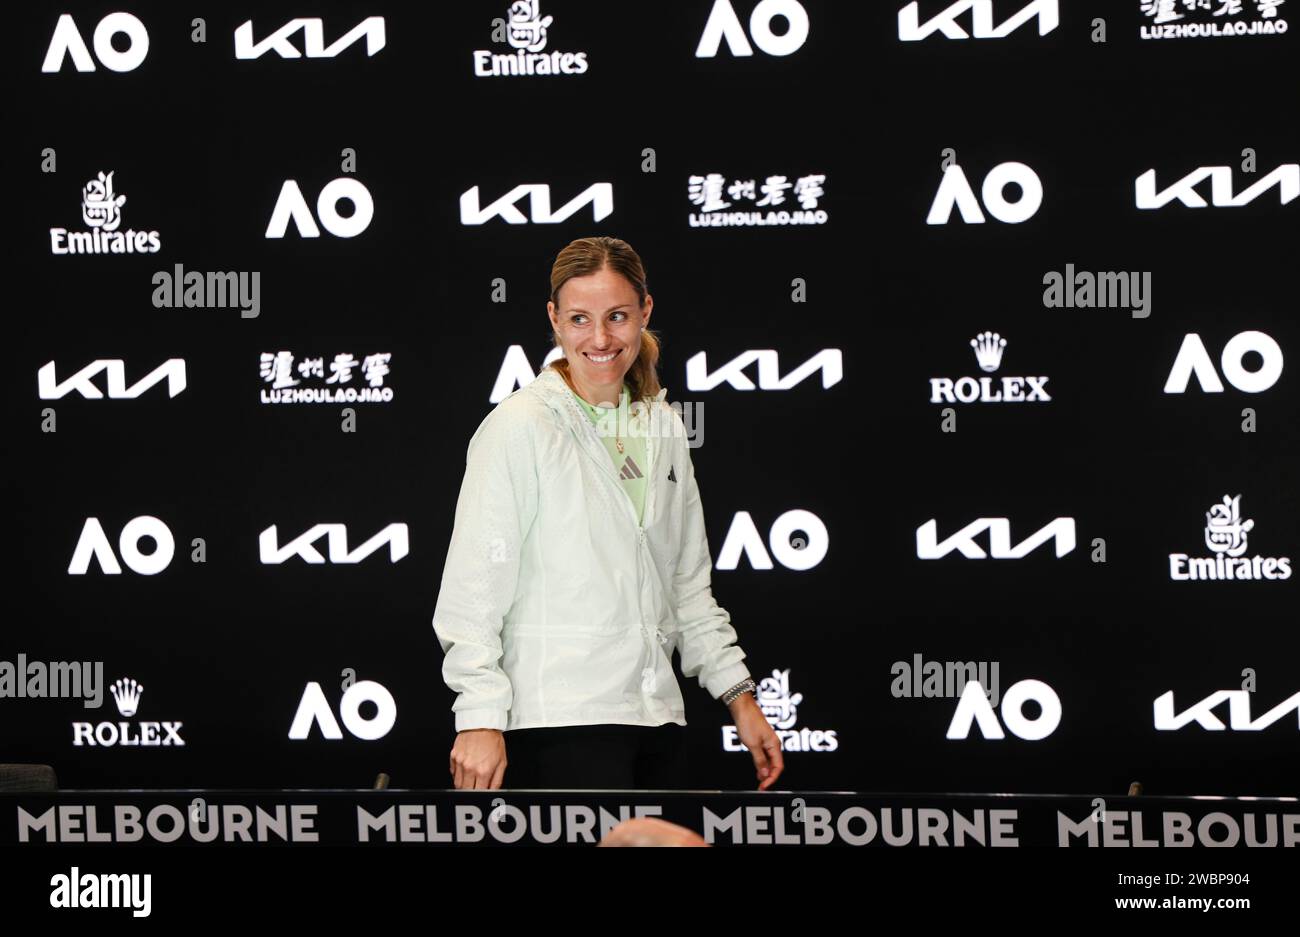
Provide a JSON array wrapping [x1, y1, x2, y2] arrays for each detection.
[[619, 455, 643, 480], [668, 465, 676, 483]]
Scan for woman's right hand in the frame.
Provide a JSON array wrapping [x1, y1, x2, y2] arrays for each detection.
[[449, 729, 507, 789]]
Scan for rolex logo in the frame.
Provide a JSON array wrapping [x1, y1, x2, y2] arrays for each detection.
[[971, 331, 1007, 372], [110, 678, 143, 717], [73, 675, 185, 748], [930, 331, 1049, 404]]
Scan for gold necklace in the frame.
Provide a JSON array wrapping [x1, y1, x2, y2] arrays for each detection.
[[578, 382, 627, 452], [616, 389, 628, 453]]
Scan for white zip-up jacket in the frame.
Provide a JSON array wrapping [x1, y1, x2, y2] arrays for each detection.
[[432, 367, 751, 732]]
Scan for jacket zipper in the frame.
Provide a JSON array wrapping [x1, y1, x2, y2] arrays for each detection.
[[561, 395, 670, 681]]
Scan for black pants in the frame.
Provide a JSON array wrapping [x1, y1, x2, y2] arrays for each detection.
[[503, 723, 687, 790]]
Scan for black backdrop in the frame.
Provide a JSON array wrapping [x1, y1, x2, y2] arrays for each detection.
[[5, 0, 1298, 796]]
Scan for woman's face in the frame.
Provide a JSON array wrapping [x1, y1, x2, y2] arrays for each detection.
[[548, 266, 652, 392]]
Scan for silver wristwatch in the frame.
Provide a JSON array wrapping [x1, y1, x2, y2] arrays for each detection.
[[720, 678, 757, 705]]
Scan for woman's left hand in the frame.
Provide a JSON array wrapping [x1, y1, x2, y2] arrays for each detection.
[[729, 694, 785, 790]]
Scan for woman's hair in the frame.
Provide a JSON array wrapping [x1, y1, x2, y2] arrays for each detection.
[[547, 236, 662, 402]]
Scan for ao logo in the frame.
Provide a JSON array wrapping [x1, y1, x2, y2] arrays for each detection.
[[266, 179, 374, 238], [489, 346, 565, 402], [696, 0, 809, 57], [42, 12, 149, 72], [68, 516, 174, 575], [927, 162, 1042, 224], [947, 679, 1061, 740], [898, 0, 1059, 41], [288, 681, 396, 740], [1163, 331, 1282, 394], [716, 510, 827, 571]]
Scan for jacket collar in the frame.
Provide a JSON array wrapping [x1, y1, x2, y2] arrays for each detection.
[[527, 367, 668, 427], [525, 368, 619, 486], [526, 367, 588, 428], [526, 369, 670, 493]]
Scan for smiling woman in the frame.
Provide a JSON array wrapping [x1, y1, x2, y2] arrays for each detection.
[[544, 237, 660, 409], [432, 236, 785, 794]]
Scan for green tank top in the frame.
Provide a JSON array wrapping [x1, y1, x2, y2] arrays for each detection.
[[570, 383, 647, 525]]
